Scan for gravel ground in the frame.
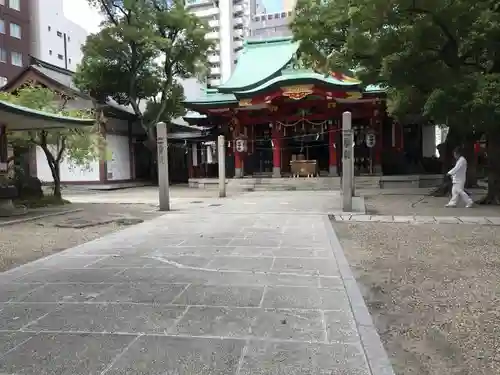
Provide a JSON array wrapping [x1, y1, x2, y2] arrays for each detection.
[[365, 192, 500, 217], [333, 221, 500, 375], [0, 203, 163, 272]]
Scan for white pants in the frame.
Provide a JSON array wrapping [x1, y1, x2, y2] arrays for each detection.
[[448, 183, 473, 206]]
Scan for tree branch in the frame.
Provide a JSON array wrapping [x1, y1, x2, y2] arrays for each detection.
[[98, 0, 120, 26], [56, 136, 66, 163]]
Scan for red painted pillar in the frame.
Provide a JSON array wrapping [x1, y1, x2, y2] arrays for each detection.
[[328, 121, 338, 175], [272, 123, 281, 177]]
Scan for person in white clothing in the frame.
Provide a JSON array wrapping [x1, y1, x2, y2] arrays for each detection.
[[445, 148, 474, 208]]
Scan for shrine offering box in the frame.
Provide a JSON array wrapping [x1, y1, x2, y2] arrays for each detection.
[[290, 160, 318, 177]]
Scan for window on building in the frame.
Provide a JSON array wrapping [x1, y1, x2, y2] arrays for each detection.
[[57, 31, 62, 37], [48, 25, 51, 31], [11, 51, 22, 66], [281, 12, 286, 18], [49, 49, 52, 55], [0, 19, 4, 34], [68, 58, 72, 64], [9, 23, 21, 39], [57, 54, 63, 60], [0, 48, 6, 63], [0, 77, 7, 88], [274, 13, 279, 18], [254, 16, 260, 21], [9, 0, 20, 11], [67, 36, 70, 42], [268, 14, 273, 20], [288, 11, 292, 16]]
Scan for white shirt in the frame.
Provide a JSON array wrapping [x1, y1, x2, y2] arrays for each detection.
[[448, 156, 467, 184]]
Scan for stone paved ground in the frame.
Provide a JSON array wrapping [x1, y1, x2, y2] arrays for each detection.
[[0, 191, 390, 375]]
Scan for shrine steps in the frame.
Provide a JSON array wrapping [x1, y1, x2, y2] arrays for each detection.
[[188, 174, 443, 191]]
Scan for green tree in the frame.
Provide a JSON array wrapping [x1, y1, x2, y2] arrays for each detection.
[[0, 85, 101, 199], [74, 0, 211, 154], [292, 0, 500, 203]]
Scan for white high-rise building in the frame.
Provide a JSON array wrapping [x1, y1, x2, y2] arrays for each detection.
[[30, 0, 88, 72], [186, 0, 250, 87]]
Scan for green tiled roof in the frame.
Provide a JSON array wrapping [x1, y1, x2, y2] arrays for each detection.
[[186, 88, 237, 105], [218, 37, 300, 92], [0, 99, 95, 130], [183, 37, 385, 107], [236, 72, 359, 96]]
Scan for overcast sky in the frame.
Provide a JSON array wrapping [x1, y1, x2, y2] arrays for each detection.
[[63, 0, 103, 34], [62, 0, 284, 34]]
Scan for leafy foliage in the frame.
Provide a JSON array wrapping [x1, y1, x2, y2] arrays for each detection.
[[292, 0, 500, 202], [75, 0, 212, 143], [0, 85, 100, 198]]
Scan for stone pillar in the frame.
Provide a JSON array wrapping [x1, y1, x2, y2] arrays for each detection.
[[328, 121, 338, 176], [272, 123, 281, 177]]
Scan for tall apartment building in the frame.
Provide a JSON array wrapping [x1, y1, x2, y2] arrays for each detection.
[[0, 0, 30, 87], [282, 0, 297, 12], [186, 0, 250, 87], [249, 9, 294, 39], [30, 0, 88, 72]]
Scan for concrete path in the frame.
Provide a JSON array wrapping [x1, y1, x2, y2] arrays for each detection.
[[0, 191, 391, 375]]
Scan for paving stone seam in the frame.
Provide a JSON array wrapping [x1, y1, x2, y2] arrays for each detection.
[[28, 255, 338, 260], [2, 302, 347, 313], [0, 335, 34, 361], [165, 306, 190, 335], [324, 216, 395, 375], [99, 334, 143, 375], [1, 281, 343, 289], [20, 311, 52, 331], [235, 340, 250, 375], [1, 328, 364, 346], [168, 284, 192, 305]]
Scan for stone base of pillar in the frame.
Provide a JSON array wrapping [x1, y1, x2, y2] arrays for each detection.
[[272, 167, 281, 178], [234, 168, 243, 178], [329, 165, 338, 176]]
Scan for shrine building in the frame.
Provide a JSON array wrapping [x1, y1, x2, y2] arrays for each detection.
[[183, 37, 441, 188]]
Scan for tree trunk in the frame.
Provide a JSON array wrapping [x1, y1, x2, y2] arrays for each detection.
[[430, 127, 460, 197], [478, 132, 500, 205], [463, 136, 478, 188], [48, 161, 62, 200]]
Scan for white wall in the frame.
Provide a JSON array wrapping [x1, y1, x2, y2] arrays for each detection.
[[422, 125, 437, 158], [30, 0, 88, 71], [36, 146, 100, 183], [106, 134, 131, 181]]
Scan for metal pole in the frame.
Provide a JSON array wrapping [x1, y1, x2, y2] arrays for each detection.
[[218, 135, 226, 198], [156, 122, 170, 211], [342, 111, 353, 212]]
